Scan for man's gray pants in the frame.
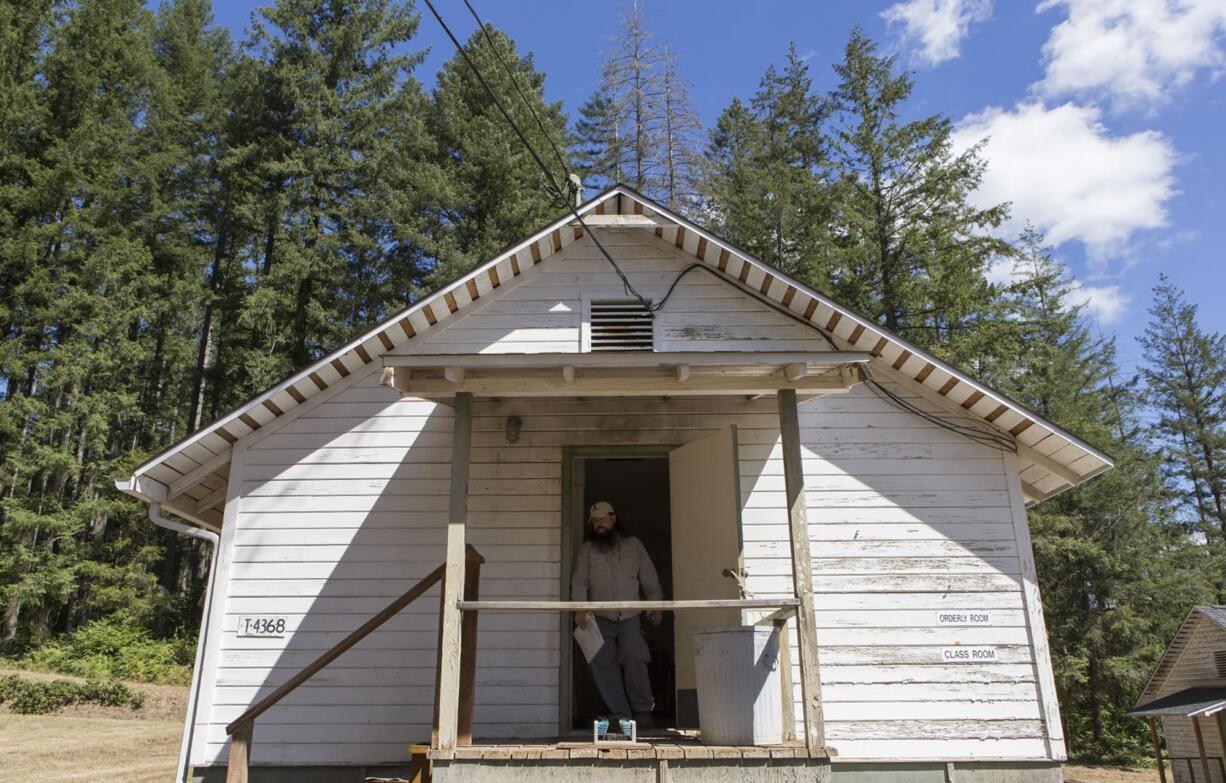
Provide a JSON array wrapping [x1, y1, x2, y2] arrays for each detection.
[[589, 616, 653, 720]]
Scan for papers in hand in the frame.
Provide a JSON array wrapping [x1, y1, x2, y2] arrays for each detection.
[[573, 616, 605, 663]]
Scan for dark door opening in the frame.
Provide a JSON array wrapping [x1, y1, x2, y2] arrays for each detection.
[[570, 456, 676, 732]]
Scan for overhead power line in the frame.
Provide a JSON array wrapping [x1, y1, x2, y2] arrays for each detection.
[[423, 0, 1017, 453], [461, 0, 572, 184], [421, 0, 657, 313]]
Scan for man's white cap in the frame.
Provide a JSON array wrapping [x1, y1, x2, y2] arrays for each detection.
[[589, 500, 615, 520]]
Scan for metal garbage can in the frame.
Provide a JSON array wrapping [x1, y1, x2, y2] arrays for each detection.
[[692, 625, 783, 745]]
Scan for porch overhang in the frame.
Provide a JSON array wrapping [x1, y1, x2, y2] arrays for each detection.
[[1129, 687, 1226, 718], [381, 350, 871, 398]]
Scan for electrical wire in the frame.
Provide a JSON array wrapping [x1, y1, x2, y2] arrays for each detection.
[[461, 0, 572, 183], [860, 365, 1017, 453], [422, 0, 568, 204], [425, 0, 1018, 452], [424, 0, 658, 314]]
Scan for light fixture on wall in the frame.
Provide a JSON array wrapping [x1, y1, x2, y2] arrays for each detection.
[[505, 415, 522, 444]]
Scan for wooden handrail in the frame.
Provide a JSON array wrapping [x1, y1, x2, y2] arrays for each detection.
[[226, 545, 484, 736], [459, 598, 800, 612]]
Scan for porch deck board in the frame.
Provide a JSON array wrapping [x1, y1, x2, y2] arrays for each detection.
[[426, 736, 824, 761]]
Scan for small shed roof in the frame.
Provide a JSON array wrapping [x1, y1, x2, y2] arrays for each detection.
[[1129, 687, 1226, 718], [1135, 606, 1226, 709], [116, 184, 1115, 529]]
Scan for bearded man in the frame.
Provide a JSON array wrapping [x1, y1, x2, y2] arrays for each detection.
[[571, 500, 664, 736]]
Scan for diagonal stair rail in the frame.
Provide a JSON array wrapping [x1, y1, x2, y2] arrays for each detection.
[[223, 545, 484, 783]]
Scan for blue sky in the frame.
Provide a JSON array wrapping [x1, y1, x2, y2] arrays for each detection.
[[204, 0, 1226, 375]]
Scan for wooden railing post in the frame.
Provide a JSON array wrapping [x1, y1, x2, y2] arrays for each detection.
[[458, 548, 483, 744], [432, 571, 448, 747], [775, 619, 796, 743], [226, 721, 252, 783]]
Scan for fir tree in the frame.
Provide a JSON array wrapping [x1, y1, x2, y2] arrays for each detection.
[[1139, 277, 1226, 597], [0, 0, 175, 639], [828, 27, 1007, 359], [988, 229, 1211, 762], [658, 47, 702, 210], [429, 24, 571, 285], [701, 44, 834, 283], [235, 0, 426, 379], [573, 1, 700, 204], [574, 89, 626, 192]]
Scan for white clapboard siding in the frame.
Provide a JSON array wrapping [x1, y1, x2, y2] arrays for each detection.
[[194, 352, 1056, 765], [402, 228, 822, 355], [751, 382, 1053, 761]]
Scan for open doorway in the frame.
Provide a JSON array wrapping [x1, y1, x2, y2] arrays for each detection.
[[567, 455, 677, 732], [561, 429, 744, 735]]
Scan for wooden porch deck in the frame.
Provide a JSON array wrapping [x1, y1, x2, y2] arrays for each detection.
[[424, 734, 828, 761]]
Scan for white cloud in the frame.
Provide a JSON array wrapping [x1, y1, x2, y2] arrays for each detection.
[[985, 257, 1016, 287], [987, 257, 1131, 324], [882, 0, 993, 66], [953, 101, 1178, 260], [1071, 281, 1130, 323], [1036, 0, 1226, 111]]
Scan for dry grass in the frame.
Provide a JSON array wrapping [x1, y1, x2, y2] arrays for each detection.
[[1062, 764, 1159, 782], [0, 670, 186, 783]]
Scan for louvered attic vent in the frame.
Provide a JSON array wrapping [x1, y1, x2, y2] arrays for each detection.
[[1215, 650, 1226, 678], [589, 300, 654, 352]]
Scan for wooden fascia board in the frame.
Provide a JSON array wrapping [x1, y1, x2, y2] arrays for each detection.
[[113, 475, 221, 530], [123, 188, 626, 491]]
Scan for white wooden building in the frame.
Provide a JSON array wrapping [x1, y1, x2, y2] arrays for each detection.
[[118, 185, 1113, 783], [1131, 606, 1226, 783]]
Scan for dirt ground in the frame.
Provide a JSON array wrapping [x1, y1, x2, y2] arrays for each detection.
[[0, 670, 186, 783], [0, 671, 1164, 782], [1063, 764, 1160, 783]]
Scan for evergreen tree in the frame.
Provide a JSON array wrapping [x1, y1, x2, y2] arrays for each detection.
[[701, 44, 834, 283], [574, 88, 626, 192], [658, 48, 702, 210], [987, 229, 1211, 762], [233, 0, 427, 384], [1139, 277, 1226, 597], [0, 0, 177, 639], [573, 1, 700, 204], [827, 28, 1007, 360], [429, 24, 571, 285]]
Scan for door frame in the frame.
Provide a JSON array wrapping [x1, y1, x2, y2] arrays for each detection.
[[559, 444, 675, 736]]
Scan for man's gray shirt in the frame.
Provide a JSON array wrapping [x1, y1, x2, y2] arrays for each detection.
[[571, 535, 664, 620]]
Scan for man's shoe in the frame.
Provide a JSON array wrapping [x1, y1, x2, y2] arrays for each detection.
[[633, 711, 654, 729]]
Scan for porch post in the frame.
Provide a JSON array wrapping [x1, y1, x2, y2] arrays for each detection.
[[1194, 716, 1212, 783], [1216, 715, 1226, 783], [436, 392, 473, 751], [1148, 717, 1166, 783], [777, 388, 826, 753]]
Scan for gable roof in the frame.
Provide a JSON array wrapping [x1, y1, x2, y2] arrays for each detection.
[[116, 184, 1114, 528], [1136, 606, 1226, 707]]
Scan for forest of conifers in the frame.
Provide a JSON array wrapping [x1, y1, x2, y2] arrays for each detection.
[[2, 0, 1225, 764]]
